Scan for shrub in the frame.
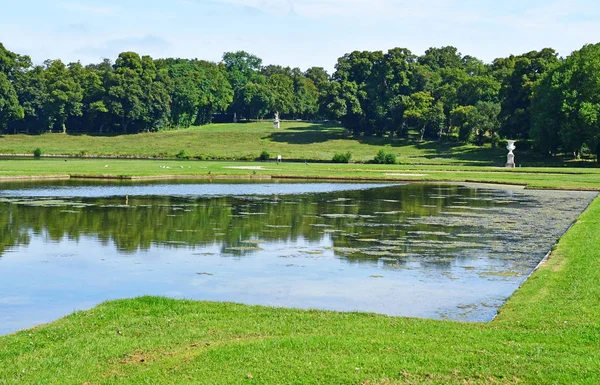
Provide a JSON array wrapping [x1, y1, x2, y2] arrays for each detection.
[[175, 150, 189, 159], [332, 152, 352, 163], [259, 150, 270, 161], [373, 149, 397, 164], [33, 148, 42, 158]]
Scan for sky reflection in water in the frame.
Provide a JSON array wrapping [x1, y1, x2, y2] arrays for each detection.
[[0, 181, 596, 335]]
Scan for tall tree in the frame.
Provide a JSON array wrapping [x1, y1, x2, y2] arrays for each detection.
[[470, 101, 501, 146], [266, 73, 294, 117], [222, 51, 262, 119], [42, 60, 83, 133], [531, 43, 600, 160], [401, 91, 439, 140], [498, 48, 559, 139], [105, 52, 145, 133], [0, 72, 23, 132], [419, 46, 463, 71], [293, 75, 319, 119]]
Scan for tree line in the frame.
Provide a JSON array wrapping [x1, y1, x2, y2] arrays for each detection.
[[0, 42, 599, 159]]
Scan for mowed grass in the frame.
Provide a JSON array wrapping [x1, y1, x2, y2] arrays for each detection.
[[1, 196, 599, 384], [2, 158, 600, 190], [0, 122, 577, 166]]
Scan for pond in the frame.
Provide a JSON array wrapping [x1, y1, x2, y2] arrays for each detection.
[[0, 180, 596, 335]]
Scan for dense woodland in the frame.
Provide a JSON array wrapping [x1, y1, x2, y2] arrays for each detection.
[[0, 42, 599, 159]]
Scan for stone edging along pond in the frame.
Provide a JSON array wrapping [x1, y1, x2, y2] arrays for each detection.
[[2, 172, 600, 192]]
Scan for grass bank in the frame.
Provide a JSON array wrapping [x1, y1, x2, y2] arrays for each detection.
[[0, 122, 586, 166], [0, 196, 599, 384], [1, 158, 600, 190]]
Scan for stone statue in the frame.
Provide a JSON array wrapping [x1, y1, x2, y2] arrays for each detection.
[[505, 140, 516, 168], [273, 112, 280, 129], [233, 112, 237, 123]]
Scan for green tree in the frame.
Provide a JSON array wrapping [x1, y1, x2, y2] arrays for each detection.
[[222, 51, 262, 119], [105, 52, 145, 133], [240, 81, 272, 120], [321, 80, 363, 134], [42, 60, 83, 133], [450, 105, 475, 142], [470, 101, 501, 146], [266, 73, 294, 117], [402, 91, 437, 140], [531, 43, 600, 161], [139, 55, 172, 131], [498, 48, 559, 140], [0, 72, 24, 132], [12, 64, 46, 134], [530, 68, 563, 155], [419, 46, 463, 72], [305, 67, 329, 89], [196, 61, 233, 125], [293, 75, 319, 119]]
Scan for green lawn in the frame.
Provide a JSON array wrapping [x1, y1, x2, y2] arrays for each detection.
[[0, 122, 584, 166], [2, 158, 600, 190]]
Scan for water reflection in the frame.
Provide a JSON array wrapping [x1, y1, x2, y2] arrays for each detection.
[[0, 181, 596, 334]]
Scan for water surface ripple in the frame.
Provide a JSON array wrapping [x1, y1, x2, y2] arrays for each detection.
[[0, 181, 595, 335]]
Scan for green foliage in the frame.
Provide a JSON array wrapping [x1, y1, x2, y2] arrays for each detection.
[[471, 101, 501, 146], [266, 73, 295, 115], [175, 149, 189, 159], [531, 43, 600, 161], [0, 41, 597, 162], [450, 105, 475, 142], [332, 151, 352, 163], [259, 150, 270, 161], [33, 147, 42, 157], [42, 59, 83, 133], [373, 149, 397, 164], [499, 48, 559, 140], [0, 72, 23, 132]]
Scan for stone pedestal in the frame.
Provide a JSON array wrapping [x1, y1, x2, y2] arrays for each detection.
[[505, 140, 516, 168], [505, 153, 515, 168]]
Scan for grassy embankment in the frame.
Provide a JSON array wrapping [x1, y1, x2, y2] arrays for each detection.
[[3, 121, 600, 190], [1, 121, 599, 384], [2, 158, 600, 190], [0, 121, 588, 166]]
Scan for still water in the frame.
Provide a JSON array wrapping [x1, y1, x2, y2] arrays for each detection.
[[0, 180, 595, 335]]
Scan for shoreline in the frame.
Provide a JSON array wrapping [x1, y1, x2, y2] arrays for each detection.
[[2, 172, 600, 191]]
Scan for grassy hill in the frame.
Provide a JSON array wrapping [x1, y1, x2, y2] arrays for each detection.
[[0, 122, 578, 166]]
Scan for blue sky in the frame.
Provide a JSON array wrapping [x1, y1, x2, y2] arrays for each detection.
[[1, 0, 599, 72]]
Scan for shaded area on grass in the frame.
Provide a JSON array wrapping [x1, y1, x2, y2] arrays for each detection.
[[1, 122, 598, 166]]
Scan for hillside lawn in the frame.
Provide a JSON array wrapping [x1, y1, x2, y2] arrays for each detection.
[[0, 122, 592, 166], [0, 122, 599, 384]]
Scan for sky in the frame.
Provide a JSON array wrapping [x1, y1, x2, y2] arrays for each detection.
[[1, 0, 599, 72]]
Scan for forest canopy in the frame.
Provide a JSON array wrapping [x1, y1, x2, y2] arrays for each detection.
[[0, 42, 599, 160]]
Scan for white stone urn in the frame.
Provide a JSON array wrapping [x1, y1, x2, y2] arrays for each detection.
[[505, 140, 516, 168]]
